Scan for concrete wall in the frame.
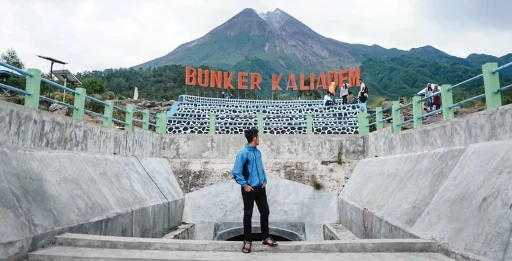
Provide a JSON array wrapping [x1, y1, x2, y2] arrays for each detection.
[[163, 134, 364, 193], [339, 140, 512, 261], [171, 159, 356, 194], [0, 101, 164, 157], [160, 134, 365, 160], [366, 104, 512, 157], [0, 101, 365, 161], [0, 148, 184, 261], [182, 178, 337, 241], [0, 101, 363, 194]]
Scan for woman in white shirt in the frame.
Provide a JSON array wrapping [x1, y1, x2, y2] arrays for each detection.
[[340, 82, 349, 104]]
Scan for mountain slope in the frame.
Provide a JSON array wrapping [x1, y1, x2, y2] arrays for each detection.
[[361, 56, 487, 99], [466, 53, 512, 77]]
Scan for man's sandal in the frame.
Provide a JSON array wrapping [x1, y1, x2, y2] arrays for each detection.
[[242, 241, 252, 253], [262, 237, 278, 246]]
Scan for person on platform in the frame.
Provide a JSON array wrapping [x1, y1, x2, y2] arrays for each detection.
[[328, 82, 336, 103], [425, 84, 433, 111], [432, 84, 442, 112], [340, 81, 349, 105], [347, 91, 354, 104], [358, 79, 368, 103], [232, 128, 278, 254], [324, 93, 334, 106]]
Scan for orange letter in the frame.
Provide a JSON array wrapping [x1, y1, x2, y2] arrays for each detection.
[[339, 69, 349, 85], [299, 73, 309, 91], [327, 71, 338, 87], [309, 73, 315, 90], [238, 72, 249, 90], [348, 67, 361, 87], [272, 74, 283, 91], [316, 72, 326, 90], [210, 70, 222, 88], [223, 72, 235, 89], [198, 69, 209, 88], [250, 73, 262, 90], [185, 67, 196, 85], [286, 74, 297, 91]]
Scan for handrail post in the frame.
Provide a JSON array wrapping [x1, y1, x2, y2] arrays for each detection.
[[103, 100, 114, 127], [306, 114, 313, 134], [412, 96, 422, 129], [375, 107, 383, 130], [142, 109, 150, 130], [73, 88, 86, 120], [441, 84, 454, 120], [257, 112, 264, 133], [391, 101, 401, 133], [125, 104, 134, 132], [156, 112, 167, 134], [482, 62, 502, 109], [357, 113, 369, 135], [24, 68, 42, 109], [209, 113, 216, 134]]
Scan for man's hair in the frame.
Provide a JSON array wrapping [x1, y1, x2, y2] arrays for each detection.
[[244, 128, 259, 143]]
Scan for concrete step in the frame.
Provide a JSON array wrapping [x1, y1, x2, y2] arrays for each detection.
[[29, 246, 456, 261], [54, 233, 439, 253]]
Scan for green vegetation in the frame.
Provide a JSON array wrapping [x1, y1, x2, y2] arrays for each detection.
[[312, 179, 324, 190], [2, 48, 512, 108]]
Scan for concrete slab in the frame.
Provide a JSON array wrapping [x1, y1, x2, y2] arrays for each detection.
[[340, 139, 512, 260], [54, 233, 440, 253], [324, 224, 358, 240], [0, 148, 184, 261], [29, 246, 457, 261]]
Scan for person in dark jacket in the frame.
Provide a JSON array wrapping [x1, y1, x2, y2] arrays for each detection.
[[232, 128, 278, 253]]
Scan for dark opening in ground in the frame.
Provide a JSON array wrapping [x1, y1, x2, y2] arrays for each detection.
[[225, 233, 292, 241]]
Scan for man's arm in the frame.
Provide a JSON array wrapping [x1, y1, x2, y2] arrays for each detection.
[[232, 151, 248, 187], [260, 152, 268, 185]]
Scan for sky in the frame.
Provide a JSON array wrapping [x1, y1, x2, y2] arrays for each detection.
[[1, 0, 511, 73]]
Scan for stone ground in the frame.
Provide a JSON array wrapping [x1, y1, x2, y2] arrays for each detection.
[[30, 247, 456, 261]]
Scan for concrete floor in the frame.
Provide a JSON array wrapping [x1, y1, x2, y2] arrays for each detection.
[[30, 247, 456, 261]]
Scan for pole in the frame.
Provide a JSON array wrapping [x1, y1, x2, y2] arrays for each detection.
[[47, 61, 54, 110], [63, 78, 67, 103]]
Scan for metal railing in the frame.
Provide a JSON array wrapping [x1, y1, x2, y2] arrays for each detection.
[[358, 61, 512, 135], [0, 61, 165, 134]]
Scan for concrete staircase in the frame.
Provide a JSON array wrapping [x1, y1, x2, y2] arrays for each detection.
[[28, 233, 456, 261]]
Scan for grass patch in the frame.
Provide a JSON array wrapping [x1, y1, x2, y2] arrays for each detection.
[[312, 179, 324, 190]]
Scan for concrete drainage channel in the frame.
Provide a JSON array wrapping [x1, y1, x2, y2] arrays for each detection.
[[27, 223, 458, 260]]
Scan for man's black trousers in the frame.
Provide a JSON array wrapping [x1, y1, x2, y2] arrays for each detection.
[[241, 185, 269, 242]]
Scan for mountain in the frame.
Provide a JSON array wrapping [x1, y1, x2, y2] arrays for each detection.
[[466, 53, 512, 77], [121, 8, 512, 101], [135, 8, 409, 73]]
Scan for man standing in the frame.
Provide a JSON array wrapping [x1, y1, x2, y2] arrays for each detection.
[[358, 79, 368, 103], [232, 128, 278, 253]]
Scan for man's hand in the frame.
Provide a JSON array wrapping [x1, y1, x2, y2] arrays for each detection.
[[262, 182, 267, 188], [244, 185, 253, 192]]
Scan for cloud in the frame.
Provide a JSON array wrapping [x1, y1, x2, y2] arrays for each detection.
[[0, 0, 510, 73]]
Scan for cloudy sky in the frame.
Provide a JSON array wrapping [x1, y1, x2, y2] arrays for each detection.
[[1, 0, 511, 73]]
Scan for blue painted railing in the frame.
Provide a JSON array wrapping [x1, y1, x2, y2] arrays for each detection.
[[0, 61, 167, 134], [360, 61, 512, 135]]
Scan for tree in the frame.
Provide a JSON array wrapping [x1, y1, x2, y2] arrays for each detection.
[[1, 48, 25, 69], [81, 77, 107, 95]]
